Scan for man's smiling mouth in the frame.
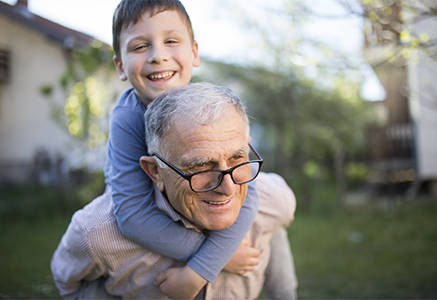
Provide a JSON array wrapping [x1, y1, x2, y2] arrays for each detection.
[[203, 199, 231, 205], [147, 71, 175, 81]]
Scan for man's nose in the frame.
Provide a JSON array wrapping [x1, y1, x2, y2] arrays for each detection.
[[214, 173, 236, 195], [147, 45, 169, 64]]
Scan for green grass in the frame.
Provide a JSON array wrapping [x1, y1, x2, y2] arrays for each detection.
[[1, 185, 436, 299], [0, 185, 83, 299], [0, 216, 70, 299], [289, 203, 437, 299]]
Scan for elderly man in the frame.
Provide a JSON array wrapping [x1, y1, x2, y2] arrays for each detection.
[[51, 83, 297, 299]]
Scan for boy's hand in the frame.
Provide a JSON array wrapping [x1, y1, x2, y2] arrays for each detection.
[[224, 238, 260, 275], [155, 265, 207, 300]]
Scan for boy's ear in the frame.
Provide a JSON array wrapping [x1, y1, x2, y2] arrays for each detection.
[[140, 156, 165, 191], [113, 55, 128, 81], [191, 41, 201, 68]]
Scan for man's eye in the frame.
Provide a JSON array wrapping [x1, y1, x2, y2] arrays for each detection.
[[189, 163, 210, 173], [194, 163, 207, 170], [232, 155, 245, 161]]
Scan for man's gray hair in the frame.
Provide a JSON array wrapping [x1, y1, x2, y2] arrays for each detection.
[[145, 82, 249, 157]]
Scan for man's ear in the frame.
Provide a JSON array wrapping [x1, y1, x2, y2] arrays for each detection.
[[140, 156, 165, 191], [113, 55, 128, 81]]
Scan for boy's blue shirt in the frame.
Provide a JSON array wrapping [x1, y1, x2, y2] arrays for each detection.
[[104, 88, 259, 283]]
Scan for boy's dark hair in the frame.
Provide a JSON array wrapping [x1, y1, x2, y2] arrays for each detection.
[[112, 0, 194, 60]]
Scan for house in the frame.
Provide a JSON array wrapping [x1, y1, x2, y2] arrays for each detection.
[[0, 0, 128, 185], [407, 14, 437, 196], [363, 1, 437, 197]]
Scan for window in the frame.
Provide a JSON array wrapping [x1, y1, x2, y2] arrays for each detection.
[[0, 48, 10, 82]]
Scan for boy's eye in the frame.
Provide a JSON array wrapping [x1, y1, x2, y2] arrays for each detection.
[[165, 39, 178, 45], [132, 44, 148, 51]]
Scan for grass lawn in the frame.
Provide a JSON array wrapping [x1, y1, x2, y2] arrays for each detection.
[[1, 185, 437, 299], [0, 216, 70, 299], [289, 203, 437, 299]]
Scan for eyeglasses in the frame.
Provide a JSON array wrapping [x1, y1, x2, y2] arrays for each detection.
[[153, 143, 263, 193]]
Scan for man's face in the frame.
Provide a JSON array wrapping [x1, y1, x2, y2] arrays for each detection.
[[157, 107, 249, 231], [114, 10, 201, 105]]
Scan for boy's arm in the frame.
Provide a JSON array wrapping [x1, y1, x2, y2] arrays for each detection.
[[223, 238, 260, 274], [186, 180, 259, 282], [155, 265, 207, 300], [109, 106, 206, 260]]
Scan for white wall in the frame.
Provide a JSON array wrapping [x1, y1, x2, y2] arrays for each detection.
[[408, 15, 437, 180], [0, 14, 75, 183]]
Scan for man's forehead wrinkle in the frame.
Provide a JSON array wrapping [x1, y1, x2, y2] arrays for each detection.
[[178, 145, 249, 169]]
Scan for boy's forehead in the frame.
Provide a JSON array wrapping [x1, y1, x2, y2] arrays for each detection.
[[124, 9, 194, 41]]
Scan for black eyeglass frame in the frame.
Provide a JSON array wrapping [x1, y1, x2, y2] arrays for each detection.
[[152, 143, 263, 193]]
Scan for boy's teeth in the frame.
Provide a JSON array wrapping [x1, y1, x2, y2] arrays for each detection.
[[148, 72, 174, 79]]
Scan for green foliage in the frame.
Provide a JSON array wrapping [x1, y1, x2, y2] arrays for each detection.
[[39, 85, 53, 97], [76, 171, 106, 206], [360, 0, 437, 64], [0, 173, 104, 223], [41, 40, 115, 151], [0, 185, 82, 222]]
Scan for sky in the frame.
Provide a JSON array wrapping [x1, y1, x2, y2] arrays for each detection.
[[1, 0, 385, 100]]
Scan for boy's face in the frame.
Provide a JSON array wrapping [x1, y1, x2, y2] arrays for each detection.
[[114, 10, 201, 105]]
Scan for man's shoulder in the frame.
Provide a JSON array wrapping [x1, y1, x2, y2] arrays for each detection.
[[256, 172, 294, 200], [72, 190, 118, 233], [70, 190, 140, 254], [255, 172, 296, 226]]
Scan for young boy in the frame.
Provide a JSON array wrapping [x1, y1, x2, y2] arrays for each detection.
[[106, 0, 260, 298]]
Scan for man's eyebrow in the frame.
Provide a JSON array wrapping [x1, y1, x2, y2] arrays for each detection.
[[233, 147, 249, 156], [181, 157, 212, 169]]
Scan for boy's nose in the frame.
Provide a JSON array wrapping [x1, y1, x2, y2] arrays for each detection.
[[148, 46, 169, 64]]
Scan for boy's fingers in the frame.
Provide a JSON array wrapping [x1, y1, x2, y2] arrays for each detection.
[[155, 271, 168, 286], [248, 247, 261, 258], [250, 257, 260, 266]]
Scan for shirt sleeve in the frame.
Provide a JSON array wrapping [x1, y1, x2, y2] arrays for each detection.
[[108, 106, 206, 261], [187, 180, 259, 283], [51, 210, 105, 300], [256, 172, 296, 232]]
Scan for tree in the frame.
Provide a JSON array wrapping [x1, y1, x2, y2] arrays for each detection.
[[352, 0, 437, 66], [41, 40, 115, 169]]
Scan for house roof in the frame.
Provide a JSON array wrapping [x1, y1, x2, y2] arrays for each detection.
[[0, 0, 96, 49]]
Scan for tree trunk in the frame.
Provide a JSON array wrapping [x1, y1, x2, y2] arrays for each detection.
[[334, 148, 346, 206]]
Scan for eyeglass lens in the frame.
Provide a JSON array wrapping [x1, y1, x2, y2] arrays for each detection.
[[190, 161, 260, 192]]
